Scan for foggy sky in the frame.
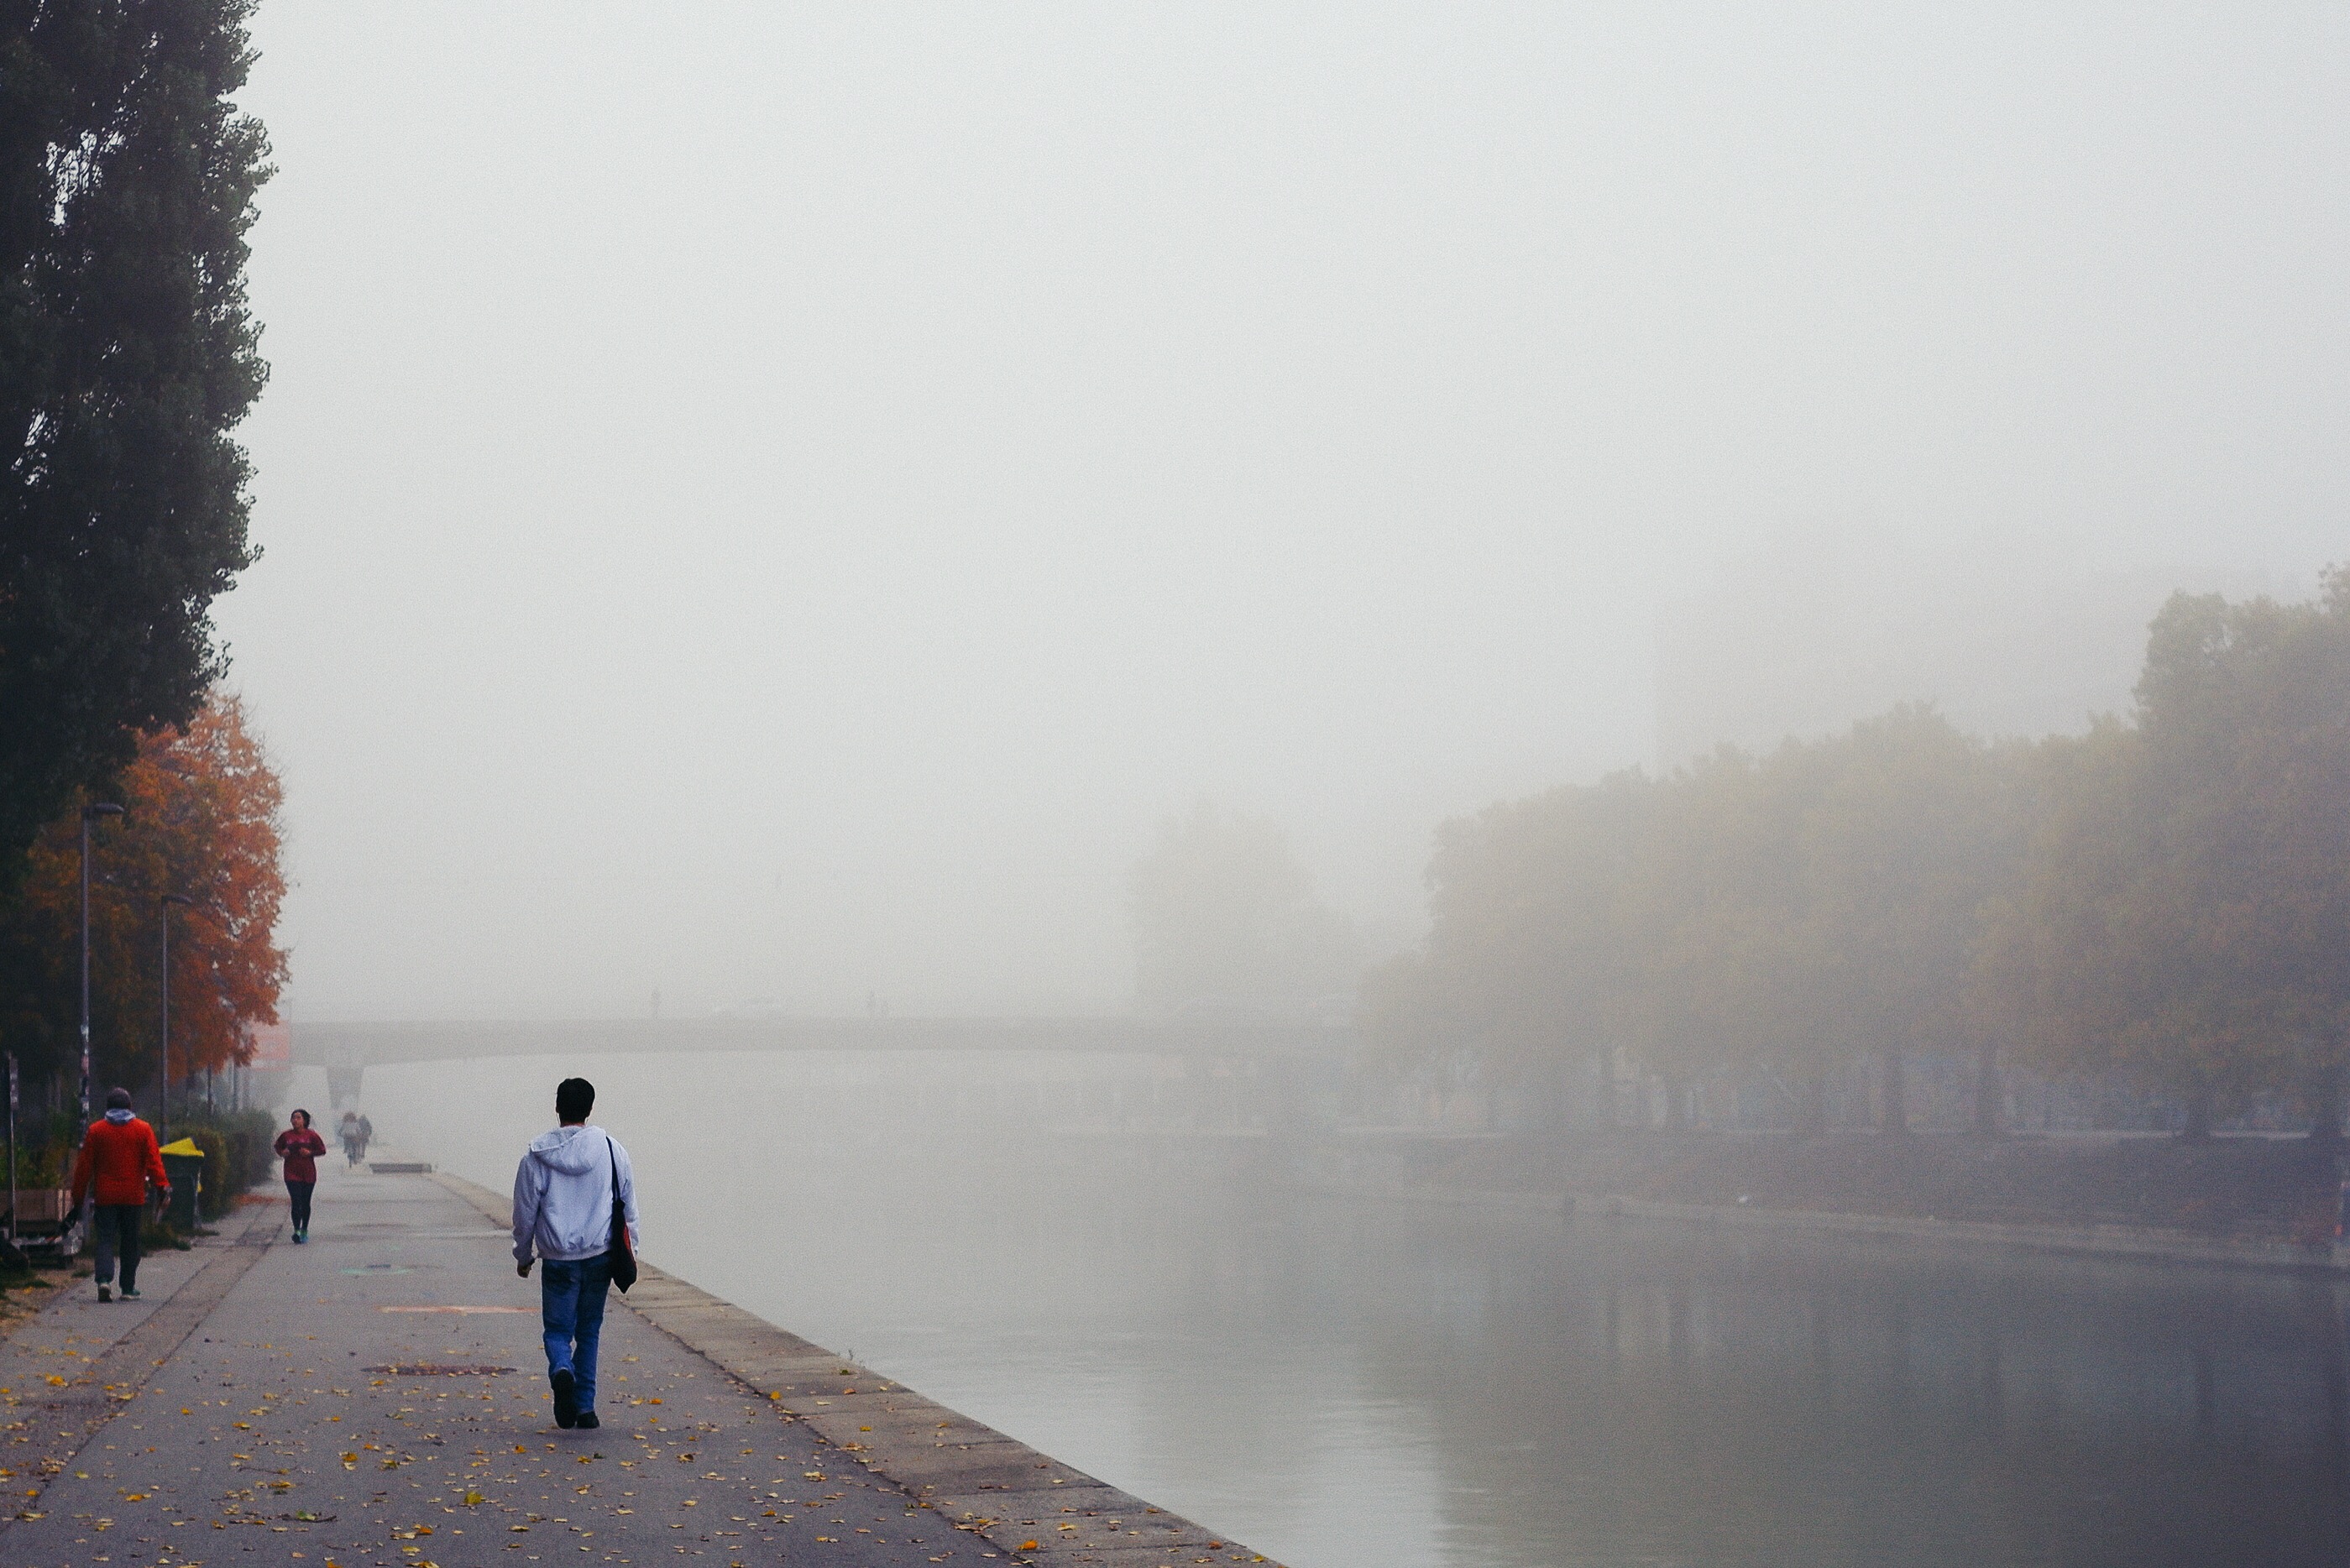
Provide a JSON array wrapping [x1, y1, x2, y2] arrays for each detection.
[[216, 3, 2350, 1021]]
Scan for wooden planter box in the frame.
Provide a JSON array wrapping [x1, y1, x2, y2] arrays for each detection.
[[11, 1189, 75, 1224]]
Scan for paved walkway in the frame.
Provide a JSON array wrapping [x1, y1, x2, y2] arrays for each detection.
[[0, 1157, 990, 1568]]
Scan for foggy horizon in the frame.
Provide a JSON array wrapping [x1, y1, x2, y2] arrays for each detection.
[[212, 4, 2350, 1022], [20, 8, 2350, 1565]]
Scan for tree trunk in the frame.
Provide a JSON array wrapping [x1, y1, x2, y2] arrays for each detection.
[[1972, 1038, 2002, 1138], [1881, 1046, 1909, 1136], [2180, 1086, 2215, 1142], [1795, 1074, 1829, 1139]]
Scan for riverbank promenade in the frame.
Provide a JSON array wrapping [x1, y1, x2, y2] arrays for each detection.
[[0, 1159, 1270, 1568]]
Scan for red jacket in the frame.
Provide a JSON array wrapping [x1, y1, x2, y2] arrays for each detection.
[[70, 1116, 169, 1209], [275, 1127, 327, 1184]]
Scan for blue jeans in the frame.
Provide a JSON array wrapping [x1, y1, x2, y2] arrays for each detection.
[[539, 1252, 613, 1414]]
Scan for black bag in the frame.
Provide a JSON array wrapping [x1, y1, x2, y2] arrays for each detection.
[[606, 1135, 637, 1294]]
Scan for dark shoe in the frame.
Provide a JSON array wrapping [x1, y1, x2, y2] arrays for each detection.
[[292, 1231, 306, 1244], [575, 1411, 599, 1430], [550, 1367, 578, 1428], [120, 1285, 139, 1299], [96, 1283, 110, 1302]]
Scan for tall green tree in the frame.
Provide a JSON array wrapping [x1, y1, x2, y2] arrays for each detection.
[[0, 0, 270, 876]]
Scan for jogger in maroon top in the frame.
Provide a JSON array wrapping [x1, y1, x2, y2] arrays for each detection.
[[274, 1109, 327, 1242]]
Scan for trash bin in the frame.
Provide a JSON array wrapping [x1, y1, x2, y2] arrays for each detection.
[[158, 1139, 204, 1231]]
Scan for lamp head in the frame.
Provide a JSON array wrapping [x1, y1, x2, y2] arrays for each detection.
[[83, 802, 123, 819]]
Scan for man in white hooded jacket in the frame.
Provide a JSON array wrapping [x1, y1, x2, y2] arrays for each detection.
[[512, 1077, 640, 1430]]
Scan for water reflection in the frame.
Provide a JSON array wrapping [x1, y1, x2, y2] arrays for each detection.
[[361, 1050, 2350, 1566]]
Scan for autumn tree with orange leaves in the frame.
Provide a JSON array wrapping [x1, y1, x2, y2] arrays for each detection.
[[0, 693, 286, 1105]]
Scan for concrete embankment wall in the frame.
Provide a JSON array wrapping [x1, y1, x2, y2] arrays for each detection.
[[1294, 1176, 2350, 1278], [433, 1170, 1280, 1568]]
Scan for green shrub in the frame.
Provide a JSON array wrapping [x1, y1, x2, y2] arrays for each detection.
[[175, 1109, 278, 1219], [9, 1109, 86, 1193], [139, 1215, 191, 1250], [183, 1126, 231, 1219]]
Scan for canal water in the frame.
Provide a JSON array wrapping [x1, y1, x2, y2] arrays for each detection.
[[353, 1050, 2350, 1567]]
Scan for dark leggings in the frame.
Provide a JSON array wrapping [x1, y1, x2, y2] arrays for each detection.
[[286, 1179, 315, 1231]]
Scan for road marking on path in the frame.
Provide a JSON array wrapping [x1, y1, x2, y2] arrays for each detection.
[[379, 1305, 533, 1315]]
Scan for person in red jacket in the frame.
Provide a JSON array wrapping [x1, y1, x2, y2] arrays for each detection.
[[274, 1109, 327, 1243], [69, 1087, 170, 1302]]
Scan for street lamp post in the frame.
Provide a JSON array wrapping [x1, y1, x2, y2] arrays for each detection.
[[79, 803, 124, 1137], [160, 895, 195, 1145]]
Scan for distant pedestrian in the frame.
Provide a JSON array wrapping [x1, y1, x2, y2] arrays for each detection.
[[340, 1111, 366, 1168], [510, 1077, 639, 1431], [275, 1109, 327, 1242], [69, 1088, 170, 1302]]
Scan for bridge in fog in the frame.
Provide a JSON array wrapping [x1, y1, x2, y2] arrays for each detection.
[[292, 1015, 1356, 1067], [293, 1017, 1360, 1121]]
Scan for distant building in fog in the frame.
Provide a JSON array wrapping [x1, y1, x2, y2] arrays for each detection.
[[1653, 536, 2290, 767]]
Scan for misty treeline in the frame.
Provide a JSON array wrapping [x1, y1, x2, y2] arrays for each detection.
[[1364, 574, 2350, 1142], [0, 3, 282, 1109], [1128, 800, 1364, 1019]]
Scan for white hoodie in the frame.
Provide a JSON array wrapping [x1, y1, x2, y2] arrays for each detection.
[[511, 1124, 641, 1266]]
